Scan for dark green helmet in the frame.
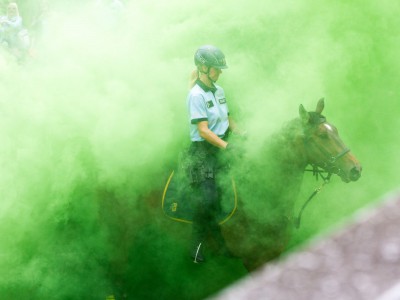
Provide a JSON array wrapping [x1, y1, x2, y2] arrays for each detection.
[[194, 45, 228, 69]]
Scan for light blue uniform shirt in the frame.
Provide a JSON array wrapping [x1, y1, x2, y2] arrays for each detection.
[[187, 80, 230, 141]]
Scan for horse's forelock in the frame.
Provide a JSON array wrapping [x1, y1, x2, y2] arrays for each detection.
[[308, 112, 326, 125]]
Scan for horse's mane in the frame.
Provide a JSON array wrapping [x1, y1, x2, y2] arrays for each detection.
[[277, 118, 303, 141], [272, 112, 326, 145], [231, 111, 332, 225], [265, 118, 303, 157], [259, 112, 326, 169]]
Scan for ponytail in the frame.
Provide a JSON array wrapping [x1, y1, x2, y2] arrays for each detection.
[[188, 69, 198, 90]]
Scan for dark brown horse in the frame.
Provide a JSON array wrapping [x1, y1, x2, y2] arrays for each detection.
[[218, 98, 362, 271], [100, 98, 361, 298]]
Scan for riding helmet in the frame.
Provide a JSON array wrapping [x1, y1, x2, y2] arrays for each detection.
[[194, 45, 228, 69]]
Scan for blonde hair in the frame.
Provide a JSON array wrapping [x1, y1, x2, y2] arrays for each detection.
[[7, 2, 19, 17], [188, 69, 198, 90]]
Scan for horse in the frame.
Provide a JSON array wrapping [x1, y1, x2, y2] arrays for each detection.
[[213, 98, 362, 271], [99, 98, 361, 298]]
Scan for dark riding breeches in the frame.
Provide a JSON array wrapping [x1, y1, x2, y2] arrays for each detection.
[[191, 178, 223, 244], [180, 141, 229, 245]]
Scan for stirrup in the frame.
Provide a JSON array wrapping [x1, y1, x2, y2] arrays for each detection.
[[192, 242, 204, 263]]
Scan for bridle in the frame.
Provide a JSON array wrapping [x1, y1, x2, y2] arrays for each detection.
[[309, 140, 351, 177], [294, 120, 351, 229]]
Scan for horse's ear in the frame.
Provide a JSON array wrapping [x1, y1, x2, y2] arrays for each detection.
[[316, 98, 325, 114], [299, 104, 309, 124]]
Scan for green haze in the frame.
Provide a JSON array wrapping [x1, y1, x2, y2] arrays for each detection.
[[0, 0, 398, 299]]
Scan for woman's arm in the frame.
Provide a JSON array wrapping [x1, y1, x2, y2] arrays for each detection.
[[4, 16, 22, 29], [197, 121, 228, 149]]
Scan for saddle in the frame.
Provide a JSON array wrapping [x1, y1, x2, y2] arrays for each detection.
[[162, 170, 237, 224]]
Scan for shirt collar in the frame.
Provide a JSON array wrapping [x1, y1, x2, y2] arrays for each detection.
[[196, 79, 217, 94]]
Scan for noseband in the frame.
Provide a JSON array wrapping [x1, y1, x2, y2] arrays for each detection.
[[311, 144, 351, 176]]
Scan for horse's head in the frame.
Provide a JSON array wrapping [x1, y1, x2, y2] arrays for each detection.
[[299, 98, 362, 183]]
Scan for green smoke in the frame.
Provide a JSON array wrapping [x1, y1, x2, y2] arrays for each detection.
[[0, 0, 398, 299]]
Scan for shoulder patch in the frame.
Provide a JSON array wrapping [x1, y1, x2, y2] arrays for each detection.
[[206, 100, 214, 108], [218, 98, 226, 104]]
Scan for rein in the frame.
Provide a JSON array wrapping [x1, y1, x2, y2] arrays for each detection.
[[294, 145, 351, 229], [294, 166, 331, 229]]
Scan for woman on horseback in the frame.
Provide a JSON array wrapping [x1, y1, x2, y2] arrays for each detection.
[[186, 45, 242, 263], [0, 2, 30, 61]]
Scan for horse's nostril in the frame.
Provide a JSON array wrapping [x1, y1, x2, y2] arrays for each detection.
[[350, 167, 361, 181]]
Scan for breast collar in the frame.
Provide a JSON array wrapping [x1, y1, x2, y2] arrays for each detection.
[[196, 79, 217, 94]]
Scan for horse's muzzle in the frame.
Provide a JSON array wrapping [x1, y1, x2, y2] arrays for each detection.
[[349, 166, 361, 181]]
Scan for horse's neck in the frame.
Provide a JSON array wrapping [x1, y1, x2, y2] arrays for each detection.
[[252, 120, 308, 200], [269, 119, 308, 173], [230, 120, 309, 227], [234, 132, 307, 222]]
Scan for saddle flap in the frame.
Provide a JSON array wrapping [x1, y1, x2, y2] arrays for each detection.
[[162, 170, 237, 224]]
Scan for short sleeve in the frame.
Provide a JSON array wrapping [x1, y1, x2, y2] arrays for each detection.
[[188, 94, 208, 124]]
